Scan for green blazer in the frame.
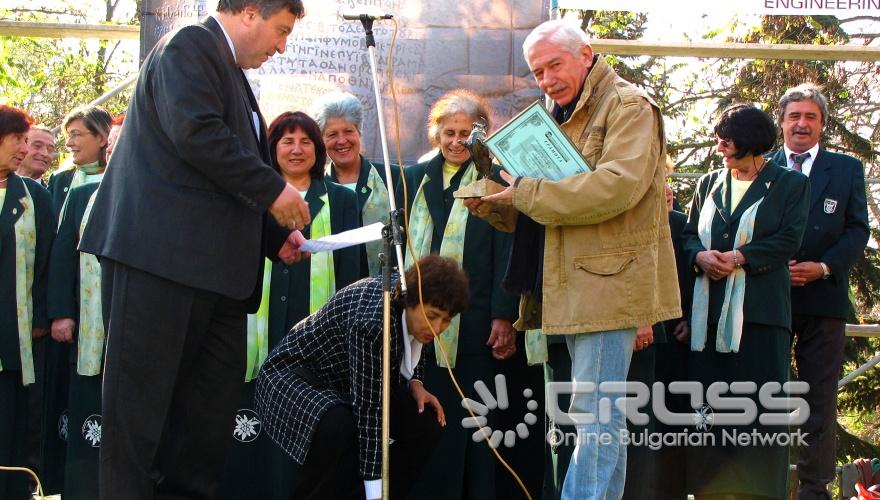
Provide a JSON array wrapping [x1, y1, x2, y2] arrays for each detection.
[[682, 160, 810, 330], [266, 179, 362, 347], [326, 156, 402, 274], [399, 153, 519, 355], [0, 176, 55, 371], [46, 168, 76, 218]]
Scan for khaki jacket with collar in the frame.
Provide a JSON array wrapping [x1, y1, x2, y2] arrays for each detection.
[[488, 56, 681, 334]]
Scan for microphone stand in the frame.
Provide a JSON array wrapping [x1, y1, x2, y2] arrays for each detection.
[[355, 14, 405, 499]]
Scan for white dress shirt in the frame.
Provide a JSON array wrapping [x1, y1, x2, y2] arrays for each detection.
[[783, 142, 821, 177]]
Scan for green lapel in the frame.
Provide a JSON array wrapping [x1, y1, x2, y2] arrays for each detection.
[[304, 180, 327, 239], [807, 150, 832, 210], [710, 170, 730, 225], [423, 155, 447, 239], [0, 175, 26, 242]]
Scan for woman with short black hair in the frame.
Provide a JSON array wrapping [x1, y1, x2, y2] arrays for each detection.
[[682, 104, 811, 499]]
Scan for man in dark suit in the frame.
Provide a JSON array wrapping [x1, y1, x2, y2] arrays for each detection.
[[78, 0, 311, 497], [256, 255, 466, 500], [770, 83, 870, 500]]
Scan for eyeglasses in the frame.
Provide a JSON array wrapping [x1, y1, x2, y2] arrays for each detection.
[[716, 137, 734, 149], [67, 130, 94, 140]]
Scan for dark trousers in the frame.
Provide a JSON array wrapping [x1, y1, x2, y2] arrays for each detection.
[[792, 314, 846, 500], [99, 260, 247, 500], [0, 371, 30, 500], [297, 382, 441, 500]]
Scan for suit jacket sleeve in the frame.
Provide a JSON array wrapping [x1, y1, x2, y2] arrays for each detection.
[[350, 296, 384, 480], [30, 181, 55, 329], [681, 173, 713, 274], [739, 173, 810, 276], [149, 27, 285, 214], [47, 195, 80, 321], [822, 159, 870, 280]]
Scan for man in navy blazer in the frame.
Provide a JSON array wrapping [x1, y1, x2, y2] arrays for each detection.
[[78, 0, 311, 497], [770, 83, 870, 500]]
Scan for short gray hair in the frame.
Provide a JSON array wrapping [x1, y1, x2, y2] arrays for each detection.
[[29, 125, 55, 137], [777, 83, 828, 127], [309, 92, 363, 133], [522, 20, 590, 62], [426, 89, 490, 147]]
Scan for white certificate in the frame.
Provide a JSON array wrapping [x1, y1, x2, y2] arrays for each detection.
[[299, 222, 384, 253], [486, 100, 591, 181]]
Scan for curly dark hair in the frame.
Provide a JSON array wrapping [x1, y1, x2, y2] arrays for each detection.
[[713, 104, 777, 159], [267, 111, 326, 180], [399, 255, 470, 316]]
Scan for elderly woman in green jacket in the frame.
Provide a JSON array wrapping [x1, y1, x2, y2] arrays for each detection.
[[0, 105, 55, 500]]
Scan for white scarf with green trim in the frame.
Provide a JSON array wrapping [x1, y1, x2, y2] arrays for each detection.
[[405, 162, 476, 368], [2, 181, 37, 385], [76, 190, 105, 376], [245, 192, 335, 381], [691, 175, 764, 353], [361, 166, 391, 276]]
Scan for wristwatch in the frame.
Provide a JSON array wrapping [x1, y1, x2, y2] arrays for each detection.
[[820, 262, 832, 280]]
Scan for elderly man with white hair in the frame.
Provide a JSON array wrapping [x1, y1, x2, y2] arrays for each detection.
[[466, 20, 680, 499]]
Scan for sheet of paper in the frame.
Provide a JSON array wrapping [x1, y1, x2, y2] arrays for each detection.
[[486, 100, 591, 181], [299, 222, 384, 253]]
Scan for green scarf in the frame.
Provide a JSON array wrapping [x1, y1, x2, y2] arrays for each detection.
[[361, 165, 391, 276], [245, 192, 335, 381], [56, 161, 101, 229], [76, 190, 105, 376], [524, 329, 548, 366], [1, 181, 37, 385], [405, 162, 477, 368], [691, 175, 764, 353]]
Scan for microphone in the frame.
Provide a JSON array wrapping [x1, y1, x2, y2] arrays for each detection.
[[341, 8, 393, 21]]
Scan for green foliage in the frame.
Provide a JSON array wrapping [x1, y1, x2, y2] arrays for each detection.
[[0, 6, 135, 129]]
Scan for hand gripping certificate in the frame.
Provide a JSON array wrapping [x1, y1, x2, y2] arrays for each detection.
[[486, 100, 591, 181]]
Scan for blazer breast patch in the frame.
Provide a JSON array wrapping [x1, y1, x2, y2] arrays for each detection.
[[823, 198, 838, 214]]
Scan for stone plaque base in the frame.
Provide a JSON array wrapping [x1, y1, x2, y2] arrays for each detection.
[[453, 178, 504, 199]]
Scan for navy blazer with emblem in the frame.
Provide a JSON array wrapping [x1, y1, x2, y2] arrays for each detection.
[[769, 148, 870, 319]]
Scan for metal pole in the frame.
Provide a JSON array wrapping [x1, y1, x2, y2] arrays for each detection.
[[355, 15, 404, 499]]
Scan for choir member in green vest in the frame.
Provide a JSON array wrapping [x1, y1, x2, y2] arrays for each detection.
[[311, 91, 402, 276], [682, 104, 810, 499], [399, 89, 527, 500], [44, 105, 110, 499], [216, 111, 362, 500], [0, 105, 55, 499]]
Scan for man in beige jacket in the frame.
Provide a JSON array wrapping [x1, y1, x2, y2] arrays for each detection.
[[466, 20, 680, 499]]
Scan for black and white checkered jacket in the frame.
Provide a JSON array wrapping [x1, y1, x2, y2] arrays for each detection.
[[254, 277, 423, 480]]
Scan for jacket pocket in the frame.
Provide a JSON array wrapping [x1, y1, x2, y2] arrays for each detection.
[[573, 251, 637, 276]]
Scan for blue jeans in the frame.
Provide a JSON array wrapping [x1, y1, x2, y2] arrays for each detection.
[[562, 328, 636, 500]]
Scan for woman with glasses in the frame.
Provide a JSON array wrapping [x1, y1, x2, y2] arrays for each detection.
[[682, 104, 810, 500], [45, 105, 112, 500]]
